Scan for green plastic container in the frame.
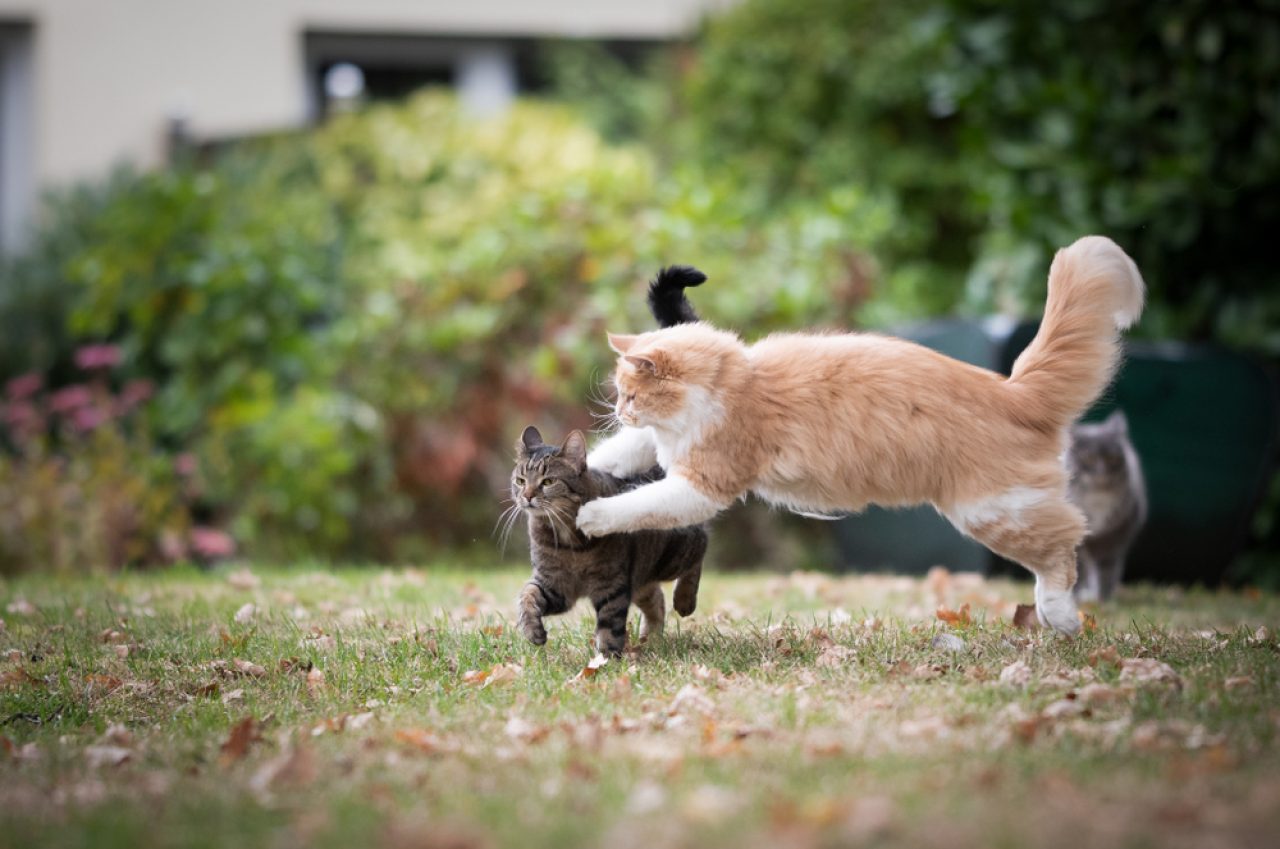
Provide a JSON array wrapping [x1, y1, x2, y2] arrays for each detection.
[[835, 320, 1279, 584]]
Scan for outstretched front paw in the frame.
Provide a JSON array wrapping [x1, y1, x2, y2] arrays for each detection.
[[576, 501, 621, 538]]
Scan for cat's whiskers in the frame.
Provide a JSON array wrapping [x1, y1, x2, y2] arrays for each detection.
[[587, 384, 622, 436], [544, 502, 580, 548], [494, 500, 524, 555]]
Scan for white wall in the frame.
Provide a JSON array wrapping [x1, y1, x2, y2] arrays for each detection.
[[0, 24, 34, 252], [0, 0, 729, 195]]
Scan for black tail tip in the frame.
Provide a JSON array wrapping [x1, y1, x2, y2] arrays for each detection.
[[651, 265, 707, 292]]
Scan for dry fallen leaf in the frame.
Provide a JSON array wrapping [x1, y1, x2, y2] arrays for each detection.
[[1078, 611, 1098, 633], [816, 644, 854, 668], [484, 663, 523, 687], [1118, 658, 1183, 690], [249, 744, 316, 795], [221, 688, 245, 705], [0, 667, 44, 689], [999, 660, 1032, 687], [1088, 645, 1123, 668], [84, 745, 132, 768], [1012, 604, 1041, 631], [305, 667, 326, 697], [935, 603, 971, 626], [395, 728, 451, 755], [572, 654, 609, 682], [5, 600, 35, 616], [218, 716, 262, 767], [226, 569, 261, 590], [670, 683, 715, 716], [1223, 675, 1254, 691], [504, 715, 550, 744], [83, 674, 123, 693], [1078, 682, 1130, 706], [232, 659, 267, 678], [233, 603, 258, 624]]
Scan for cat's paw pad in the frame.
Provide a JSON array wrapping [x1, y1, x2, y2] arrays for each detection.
[[1037, 589, 1081, 636]]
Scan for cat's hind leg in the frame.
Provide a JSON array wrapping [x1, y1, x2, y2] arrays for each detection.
[[944, 487, 1085, 635], [672, 548, 704, 617], [633, 583, 666, 640], [1096, 551, 1127, 601], [1074, 550, 1102, 603], [591, 585, 632, 657]]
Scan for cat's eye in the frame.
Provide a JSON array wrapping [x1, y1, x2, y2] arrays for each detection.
[[540, 478, 554, 488], [514, 476, 526, 486]]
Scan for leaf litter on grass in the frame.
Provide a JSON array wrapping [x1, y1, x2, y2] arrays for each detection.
[[2, 567, 1279, 849]]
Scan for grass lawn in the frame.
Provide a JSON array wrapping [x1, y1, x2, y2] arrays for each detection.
[[1, 564, 1278, 849]]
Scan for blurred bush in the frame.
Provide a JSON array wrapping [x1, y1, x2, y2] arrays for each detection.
[[679, 0, 1280, 351], [0, 93, 897, 567], [0, 357, 194, 576]]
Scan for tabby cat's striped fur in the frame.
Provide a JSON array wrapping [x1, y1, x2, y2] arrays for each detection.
[[513, 426, 706, 657]]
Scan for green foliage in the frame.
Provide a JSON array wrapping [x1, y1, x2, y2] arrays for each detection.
[[61, 151, 344, 437], [0, 93, 900, 562], [681, 0, 1280, 349]]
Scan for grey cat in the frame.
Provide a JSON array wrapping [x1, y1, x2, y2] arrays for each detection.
[[1067, 410, 1147, 601], [510, 426, 706, 657]]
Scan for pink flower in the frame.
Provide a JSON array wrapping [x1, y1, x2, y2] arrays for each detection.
[[117, 379, 155, 414], [49, 384, 93, 413], [2, 401, 39, 429], [190, 527, 236, 559], [174, 453, 199, 476], [75, 344, 123, 370], [71, 406, 105, 433], [5, 373, 42, 400], [121, 379, 153, 404]]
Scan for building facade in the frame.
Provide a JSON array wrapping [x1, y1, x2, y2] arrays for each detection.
[[0, 0, 728, 252]]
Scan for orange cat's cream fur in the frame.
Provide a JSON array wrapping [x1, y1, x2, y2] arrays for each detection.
[[578, 236, 1145, 635]]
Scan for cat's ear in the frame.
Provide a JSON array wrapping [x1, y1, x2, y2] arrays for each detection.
[[517, 425, 543, 456], [560, 430, 588, 470], [1105, 410, 1129, 435], [608, 332, 639, 354], [623, 354, 657, 376]]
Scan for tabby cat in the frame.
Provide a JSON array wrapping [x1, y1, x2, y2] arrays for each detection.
[[1067, 410, 1147, 601], [512, 266, 709, 656], [511, 426, 706, 656]]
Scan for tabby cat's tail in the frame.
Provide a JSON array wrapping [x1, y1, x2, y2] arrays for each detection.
[[648, 266, 707, 328], [1004, 236, 1145, 432]]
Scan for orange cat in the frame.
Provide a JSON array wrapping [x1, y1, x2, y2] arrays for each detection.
[[578, 236, 1144, 634]]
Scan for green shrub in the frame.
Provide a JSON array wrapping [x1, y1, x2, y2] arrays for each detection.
[[0, 93, 902, 563], [0, 358, 191, 575], [680, 0, 1280, 349]]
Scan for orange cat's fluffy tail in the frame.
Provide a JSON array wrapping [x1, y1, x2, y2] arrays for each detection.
[[1005, 236, 1145, 431]]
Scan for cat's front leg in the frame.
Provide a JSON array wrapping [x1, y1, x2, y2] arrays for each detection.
[[576, 474, 726, 537], [517, 581, 567, 646], [587, 426, 658, 477]]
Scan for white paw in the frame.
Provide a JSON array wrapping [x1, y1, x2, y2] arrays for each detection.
[[586, 451, 619, 476], [1037, 588, 1081, 636], [576, 501, 619, 538]]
